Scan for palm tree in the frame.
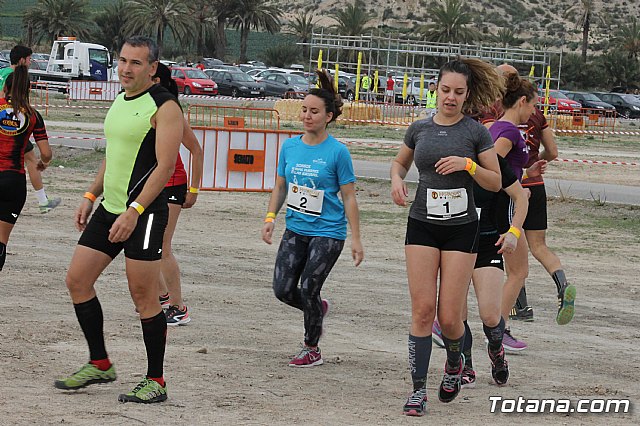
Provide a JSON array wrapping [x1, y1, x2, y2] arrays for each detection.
[[230, 0, 282, 64], [124, 0, 193, 52], [93, 0, 131, 54], [616, 17, 640, 60], [285, 11, 316, 61], [417, 0, 479, 44], [189, 0, 217, 57], [261, 44, 301, 68], [210, 0, 241, 60], [23, 0, 93, 44], [493, 28, 522, 48], [564, 0, 604, 63], [330, 0, 374, 36]]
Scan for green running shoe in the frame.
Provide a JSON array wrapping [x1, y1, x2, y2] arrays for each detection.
[[556, 284, 576, 325], [118, 377, 167, 404], [54, 363, 116, 390]]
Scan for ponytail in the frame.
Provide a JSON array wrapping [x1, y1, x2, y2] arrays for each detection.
[[5, 65, 35, 117], [307, 69, 343, 123]]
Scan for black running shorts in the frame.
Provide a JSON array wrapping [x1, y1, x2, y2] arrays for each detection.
[[0, 172, 27, 224], [405, 217, 479, 253], [78, 203, 168, 261], [164, 183, 187, 205], [523, 185, 548, 231], [475, 231, 504, 270]]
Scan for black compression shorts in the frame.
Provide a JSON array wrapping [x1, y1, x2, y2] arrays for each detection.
[[0, 172, 27, 224], [475, 231, 504, 270], [405, 217, 479, 253], [523, 185, 547, 231], [78, 202, 168, 261], [164, 183, 187, 205]]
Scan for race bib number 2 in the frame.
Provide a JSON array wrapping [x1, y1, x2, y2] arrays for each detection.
[[287, 183, 324, 217], [426, 187, 468, 220]]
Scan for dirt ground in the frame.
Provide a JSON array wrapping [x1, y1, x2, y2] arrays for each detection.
[[1, 147, 639, 425]]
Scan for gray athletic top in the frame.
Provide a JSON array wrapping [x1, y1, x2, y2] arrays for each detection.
[[404, 115, 495, 225]]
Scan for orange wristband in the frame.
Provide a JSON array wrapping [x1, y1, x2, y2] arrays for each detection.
[[83, 192, 97, 203], [264, 217, 275, 223]]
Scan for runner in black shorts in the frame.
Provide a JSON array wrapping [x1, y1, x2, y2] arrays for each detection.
[[0, 66, 53, 271], [391, 58, 502, 416], [458, 156, 540, 389], [520, 109, 576, 326], [54, 36, 184, 404], [152, 63, 204, 327], [0, 45, 60, 214]]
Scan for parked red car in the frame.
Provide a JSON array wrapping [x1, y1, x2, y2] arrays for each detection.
[[539, 90, 581, 112], [170, 67, 217, 95]]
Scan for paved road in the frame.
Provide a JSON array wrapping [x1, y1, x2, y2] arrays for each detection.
[[352, 159, 640, 206]]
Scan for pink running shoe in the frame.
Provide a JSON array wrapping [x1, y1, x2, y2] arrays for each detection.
[[432, 319, 445, 348], [288, 346, 323, 367], [502, 328, 527, 352]]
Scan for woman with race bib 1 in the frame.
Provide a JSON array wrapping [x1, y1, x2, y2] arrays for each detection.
[[390, 58, 503, 416], [261, 69, 364, 368]]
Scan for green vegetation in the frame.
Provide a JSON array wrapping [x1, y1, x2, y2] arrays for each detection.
[[51, 147, 105, 170]]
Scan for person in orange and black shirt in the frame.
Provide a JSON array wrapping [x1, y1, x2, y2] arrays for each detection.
[[0, 66, 53, 271], [482, 66, 575, 327]]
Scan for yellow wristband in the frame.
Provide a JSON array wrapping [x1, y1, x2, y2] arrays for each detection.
[[508, 226, 521, 239], [129, 201, 145, 215], [189, 187, 199, 194], [468, 161, 477, 176], [522, 170, 529, 180], [266, 212, 277, 219], [83, 192, 97, 203], [464, 158, 477, 176], [264, 217, 275, 223]]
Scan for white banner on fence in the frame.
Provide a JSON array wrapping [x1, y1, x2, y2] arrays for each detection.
[[68, 81, 122, 101], [180, 127, 301, 191]]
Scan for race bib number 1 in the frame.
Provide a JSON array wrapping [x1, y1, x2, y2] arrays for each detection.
[[287, 183, 324, 217], [426, 187, 468, 220]]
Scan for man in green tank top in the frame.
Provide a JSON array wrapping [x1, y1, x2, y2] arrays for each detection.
[[54, 36, 184, 404]]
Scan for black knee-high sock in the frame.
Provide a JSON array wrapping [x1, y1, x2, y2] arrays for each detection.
[[483, 317, 506, 352], [462, 320, 473, 369], [141, 311, 167, 380], [552, 269, 568, 293], [74, 297, 108, 362], [408, 335, 431, 391], [515, 286, 529, 309], [442, 330, 465, 370]]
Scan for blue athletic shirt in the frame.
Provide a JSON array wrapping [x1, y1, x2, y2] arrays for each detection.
[[277, 134, 356, 240]]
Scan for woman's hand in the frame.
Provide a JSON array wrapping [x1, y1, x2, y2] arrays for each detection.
[[391, 178, 409, 206], [496, 232, 518, 254], [351, 238, 364, 267], [261, 221, 275, 245], [526, 160, 548, 179], [435, 156, 467, 175]]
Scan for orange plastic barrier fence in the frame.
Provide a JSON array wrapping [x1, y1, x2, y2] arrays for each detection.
[[68, 80, 122, 101], [30, 82, 49, 114], [188, 104, 280, 130]]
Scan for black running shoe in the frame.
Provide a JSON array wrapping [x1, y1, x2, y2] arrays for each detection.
[[489, 345, 509, 386], [403, 387, 427, 416], [438, 356, 463, 403], [509, 305, 534, 322]]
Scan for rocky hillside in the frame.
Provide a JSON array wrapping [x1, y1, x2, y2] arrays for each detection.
[[275, 0, 640, 53]]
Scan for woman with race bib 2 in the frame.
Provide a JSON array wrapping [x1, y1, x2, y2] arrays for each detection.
[[390, 58, 503, 416], [261, 69, 364, 368]]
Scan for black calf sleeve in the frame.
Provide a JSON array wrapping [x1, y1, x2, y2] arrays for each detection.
[[0, 242, 5, 271]]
